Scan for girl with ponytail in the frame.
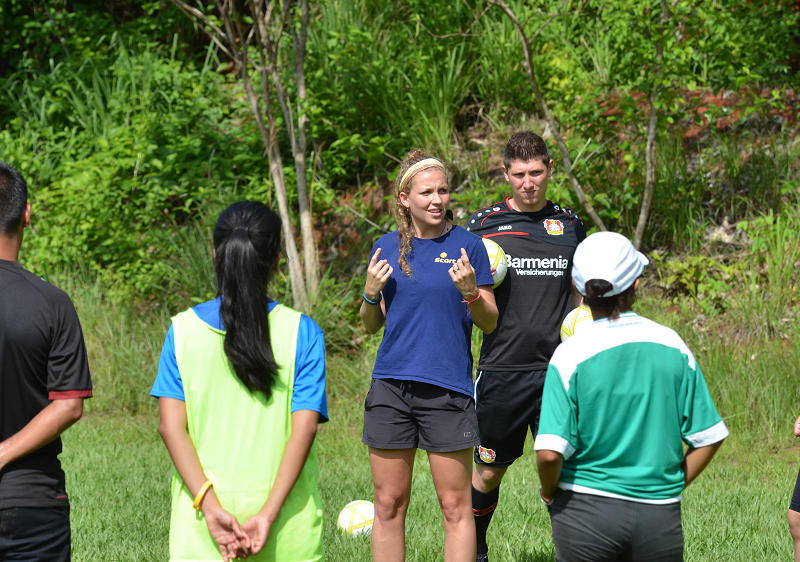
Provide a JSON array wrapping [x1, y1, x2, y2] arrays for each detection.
[[360, 151, 498, 562], [152, 201, 327, 562]]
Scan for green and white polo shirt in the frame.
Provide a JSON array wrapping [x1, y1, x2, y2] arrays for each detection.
[[535, 311, 728, 504]]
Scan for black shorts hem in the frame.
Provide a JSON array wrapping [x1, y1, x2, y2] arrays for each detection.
[[362, 437, 418, 450], [477, 364, 549, 372], [474, 452, 521, 467], [422, 438, 481, 453]]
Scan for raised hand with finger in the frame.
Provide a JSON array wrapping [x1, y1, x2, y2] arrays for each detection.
[[448, 247, 479, 302], [360, 247, 393, 334], [447, 247, 498, 335], [364, 248, 393, 303]]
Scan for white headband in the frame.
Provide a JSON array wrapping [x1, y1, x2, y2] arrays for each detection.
[[398, 158, 445, 192]]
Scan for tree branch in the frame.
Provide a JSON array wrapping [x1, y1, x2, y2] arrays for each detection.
[[168, 0, 235, 60], [486, 0, 607, 231]]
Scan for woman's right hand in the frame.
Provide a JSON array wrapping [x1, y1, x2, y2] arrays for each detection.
[[794, 415, 800, 437], [365, 248, 393, 300], [203, 504, 249, 561], [241, 513, 273, 555]]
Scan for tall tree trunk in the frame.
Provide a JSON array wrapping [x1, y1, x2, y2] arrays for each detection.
[[633, 0, 668, 250], [291, 0, 319, 299], [487, 0, 607, 232], [635, 97, 659, 251], [242, 60, 309, 312], [168, 0, 314, 310], [265, 0, 319, 302]]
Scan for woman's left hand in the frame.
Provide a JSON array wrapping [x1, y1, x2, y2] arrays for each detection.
[[448, 248, 479, 301], [203, 505, 250, 561], [241, 513, 273, 555]]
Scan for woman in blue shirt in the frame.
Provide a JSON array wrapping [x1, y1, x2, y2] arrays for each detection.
[[360, 150, 498, 562]]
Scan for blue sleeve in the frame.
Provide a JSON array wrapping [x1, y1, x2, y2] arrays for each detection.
[[150, 325, 185, 400], [468, 236, 494, 287], [291, 315, 329, 423]]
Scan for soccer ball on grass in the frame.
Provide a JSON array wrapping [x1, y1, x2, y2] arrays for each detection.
[[337, 500, 374, 537]]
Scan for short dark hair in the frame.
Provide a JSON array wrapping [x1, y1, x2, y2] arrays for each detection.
[[503, 131, 551, 169], [584, 278, 635, 321], [0, 162, 28, 235]]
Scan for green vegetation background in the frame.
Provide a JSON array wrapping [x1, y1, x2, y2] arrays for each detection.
[[2, 0, 800, 560]]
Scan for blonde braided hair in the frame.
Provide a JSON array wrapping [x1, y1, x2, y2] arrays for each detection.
[[393, 150, 447, 277]]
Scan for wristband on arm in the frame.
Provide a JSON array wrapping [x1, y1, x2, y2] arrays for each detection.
[[463, 292, 482, 307], [193, 480, 214, 510], [362, 291, 382, 305]]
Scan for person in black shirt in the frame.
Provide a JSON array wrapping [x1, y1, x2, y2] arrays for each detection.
[[0, 161, 92, 561], [465, 133, 586, 562]]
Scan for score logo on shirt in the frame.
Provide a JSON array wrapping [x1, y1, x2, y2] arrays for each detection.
[[434, 252, 457, 264], [505, 253, 569, 277]]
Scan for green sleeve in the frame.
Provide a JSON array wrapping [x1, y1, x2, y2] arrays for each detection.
[[680, 358, 728, 447], [534, 364, 578, 458]]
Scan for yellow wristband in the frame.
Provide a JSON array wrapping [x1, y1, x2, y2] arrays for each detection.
[[193, 480, 214, 511]]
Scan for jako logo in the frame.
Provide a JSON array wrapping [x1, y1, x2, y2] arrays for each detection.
[[497, 225, 512, 231]]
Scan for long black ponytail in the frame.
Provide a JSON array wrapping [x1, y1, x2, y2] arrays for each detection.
[[213, 201, 282, 398]]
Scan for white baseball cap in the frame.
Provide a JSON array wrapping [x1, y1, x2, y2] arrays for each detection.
[[572, 232, 649, 297]]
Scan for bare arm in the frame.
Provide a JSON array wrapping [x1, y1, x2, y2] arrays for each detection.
[[158, 397, 249, 561], [360, 248, 392, 334], [683, 439, 724, 488], [360, 298, 387, 334], [536, 449, 564, 503], [468, 286, 498, 334], [241, 409, 319, 553], [449, 248, 499, 334], [0, 398, 83, 472]]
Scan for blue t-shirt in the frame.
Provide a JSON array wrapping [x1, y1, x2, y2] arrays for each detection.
[[151, 299, 328, 422], [370, 226, 493, 396]]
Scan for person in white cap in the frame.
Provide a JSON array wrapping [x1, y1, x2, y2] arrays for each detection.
[[534, 231, 728, 562]]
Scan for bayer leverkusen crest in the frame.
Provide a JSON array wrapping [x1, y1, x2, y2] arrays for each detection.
[[478, 446, 496, 463], [544, 219, 564, 235]]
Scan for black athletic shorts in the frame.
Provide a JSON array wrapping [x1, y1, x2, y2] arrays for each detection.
[[790, 468, 800, 513], [474, 369, 547, 466], [362, 378, 480, 453], [0, 506, 71, 562], [550, 490, 683, 562]]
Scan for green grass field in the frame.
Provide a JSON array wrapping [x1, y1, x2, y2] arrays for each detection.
[[62, 396, 799, 561], [57, 232, 800, 561]]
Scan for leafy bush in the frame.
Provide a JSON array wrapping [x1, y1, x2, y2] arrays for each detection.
[[651, 206, 800, 337], [1, 40, 272, 298]]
